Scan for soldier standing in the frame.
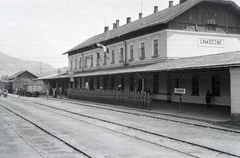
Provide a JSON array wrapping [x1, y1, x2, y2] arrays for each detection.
[[147, 93, 152, 110], [143, 92, 147, 110], [46, 89, 49, 100], [59, 87, 62, 99], [205, 90, 212, 107]]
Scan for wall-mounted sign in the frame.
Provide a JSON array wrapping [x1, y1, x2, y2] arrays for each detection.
[[68, 70, 74, 75], [174, 88, 186, 94], [70, 77, 74, 82], [198, 38, 224, 47]]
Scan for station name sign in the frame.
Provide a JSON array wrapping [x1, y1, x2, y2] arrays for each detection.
[[174, 88, 186, 94], [198, 38, 224, 47]]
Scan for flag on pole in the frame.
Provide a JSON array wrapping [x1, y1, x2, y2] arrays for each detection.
[[96, 43, 109, 53]]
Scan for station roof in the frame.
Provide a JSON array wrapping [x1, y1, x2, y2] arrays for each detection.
[[34, 72, 68, 80], [63, 0, 240, 55], [44, 51, 240, 80], [8, 71, 38, 80]]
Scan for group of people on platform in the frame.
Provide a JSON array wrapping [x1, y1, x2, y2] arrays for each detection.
[[45, 86, 212, 109], [67, 87, 152, 110], [46, 87, 64, 100]]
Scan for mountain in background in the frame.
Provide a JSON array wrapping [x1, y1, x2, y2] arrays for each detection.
[[0, 52, 57, 77]]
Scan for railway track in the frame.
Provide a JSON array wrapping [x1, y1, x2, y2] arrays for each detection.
[[0, 103, 92, 158], [3, 96, 240, 158], [60, 98, 240, 134], [0, 100, 199, 158], [33, 101, 240, 158]]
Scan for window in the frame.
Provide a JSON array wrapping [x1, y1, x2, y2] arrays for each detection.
[[90, 55, 93, 67], [111, 76, 115, 90], [153, 73, 159, 93], [138, 79, 143, 92], [139, 42, 145, 59], [111, 50, 115, 64], [103, 52, 107, 65], [206, 12, 217, 31], [130, 45, 134, 61], [89, 78, 93, 90], [212, 76, 220, 96], [70, 59, 73, 70], [119, 47, 124, 62], [74, 77, 77, 88], [153, 39, 159, 57], [79, 58, 82, 69], [97, 77, 100, 89], [85, 56, 88, 68], [103, 76, 108, 90], [192, 76, 199, 95], [80, 78, 82, 89], [96, 53, 100, 66], [75, 59, 77, 69], [175, 78, 180, 88], [129, 74, 134, 91], [121, 76, 124, 90], [207, 12, 217, 25]]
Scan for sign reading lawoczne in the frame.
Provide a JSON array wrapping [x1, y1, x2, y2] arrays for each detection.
[[198, 38, 224, 47]]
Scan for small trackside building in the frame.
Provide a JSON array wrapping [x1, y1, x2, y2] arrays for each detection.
[[46, 0, 240, 118], [8, 71, 39, 93]]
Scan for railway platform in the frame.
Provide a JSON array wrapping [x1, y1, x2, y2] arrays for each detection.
[[57, 95, 240, 130], [7, 93, 240, 130], [150, 100, 240, 130]]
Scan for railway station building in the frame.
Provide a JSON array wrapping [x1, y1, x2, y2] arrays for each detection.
[[41, 0, 240, 118]]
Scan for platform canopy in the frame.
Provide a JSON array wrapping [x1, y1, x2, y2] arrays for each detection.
[[39, 51, 240, 80]]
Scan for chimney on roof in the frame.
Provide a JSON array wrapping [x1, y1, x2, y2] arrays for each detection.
[[116, 20, 119, 28], [113, 23, 116, 29], [179, 0, 187, 4], [104, 26, 109, 32], [126, 17, 131, 24], [169, 1, 173, 7], [154, 6, 158, 13], [139, 13, 142, 19]]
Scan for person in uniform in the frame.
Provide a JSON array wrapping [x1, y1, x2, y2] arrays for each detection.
[[205, 90, 212, 107], [147, 92, 152, 110], [143, 92, 147, 110], [46, 89, 49, 100], [59, 87, 62, 99]]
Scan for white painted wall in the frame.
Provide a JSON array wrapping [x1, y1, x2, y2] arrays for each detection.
[[167, 30, 240, 58], [69, 29, 240, 71], [68, 30, 169, 72]]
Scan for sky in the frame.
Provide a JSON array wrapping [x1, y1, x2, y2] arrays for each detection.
[[1, 0, 240, 69]]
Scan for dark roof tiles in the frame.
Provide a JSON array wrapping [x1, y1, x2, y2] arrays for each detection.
[[8, 71, 38, 80], [64, 0, 201, 54], [64, 0, 239, 55]]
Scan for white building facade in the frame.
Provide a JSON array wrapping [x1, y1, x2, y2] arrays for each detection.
[[50, 0, 240, 117]]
